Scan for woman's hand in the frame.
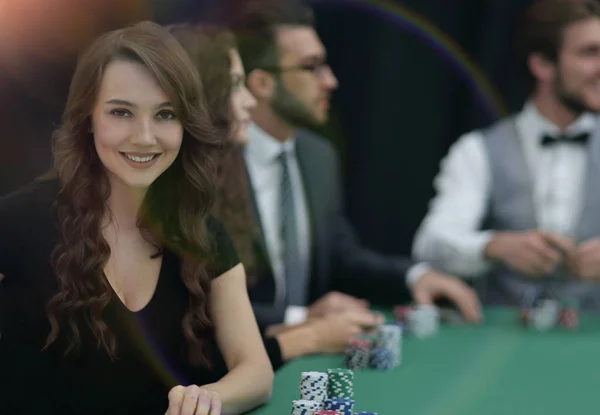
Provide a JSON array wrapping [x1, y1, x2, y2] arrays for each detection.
[[165, 385, 221, 415]]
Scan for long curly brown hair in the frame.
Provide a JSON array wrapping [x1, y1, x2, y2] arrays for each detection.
[[169, 24, 258, 281], [45, 21, 222, 367]]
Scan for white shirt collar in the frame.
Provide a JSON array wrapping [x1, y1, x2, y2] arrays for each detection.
[[245, 122, 296, 165], [517, 100, 597, 140]]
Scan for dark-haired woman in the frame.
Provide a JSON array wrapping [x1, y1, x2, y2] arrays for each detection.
[[0, 21, 272, 415]]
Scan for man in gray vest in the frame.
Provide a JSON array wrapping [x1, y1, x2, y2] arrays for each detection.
[[413, 0, 600, 310], [232, 0, 482, 333]]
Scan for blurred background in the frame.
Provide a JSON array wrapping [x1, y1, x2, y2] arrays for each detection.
[[0, 0, 533, 256]]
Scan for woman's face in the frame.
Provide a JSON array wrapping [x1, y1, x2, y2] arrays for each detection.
[[91, 59, 183, 189], [229, 49, 257, 143]]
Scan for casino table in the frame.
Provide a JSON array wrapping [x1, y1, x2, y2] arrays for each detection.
[[250, 308, 600, 415]]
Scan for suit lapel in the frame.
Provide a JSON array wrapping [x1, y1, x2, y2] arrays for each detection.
[[295, 133, 318, 254], [296, 131, 333, 300]]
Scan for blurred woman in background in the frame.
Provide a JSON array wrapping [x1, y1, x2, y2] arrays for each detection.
[[169, 23, 383, 371]]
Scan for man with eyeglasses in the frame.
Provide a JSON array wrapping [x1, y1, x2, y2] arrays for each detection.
[[231, 0, 482, 345]]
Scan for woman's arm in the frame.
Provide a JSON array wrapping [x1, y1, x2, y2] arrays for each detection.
[[202, 263, 274, 414]]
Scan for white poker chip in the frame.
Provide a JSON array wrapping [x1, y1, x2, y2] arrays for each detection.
[[530, 300, 561, 331], [299, 371, 328, 401], [407, 305, 440, 339]]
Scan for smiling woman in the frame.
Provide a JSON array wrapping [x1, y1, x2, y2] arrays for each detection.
[[92, 60, 184, 188], [0, 21, 272, 415]]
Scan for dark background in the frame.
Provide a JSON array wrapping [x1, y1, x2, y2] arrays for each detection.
[[0, 0, 533, 256]]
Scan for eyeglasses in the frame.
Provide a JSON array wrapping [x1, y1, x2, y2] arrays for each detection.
[[262, 62, 332, 78]]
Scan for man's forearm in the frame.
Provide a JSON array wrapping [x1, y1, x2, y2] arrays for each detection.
[[276, 325, 319, 361]]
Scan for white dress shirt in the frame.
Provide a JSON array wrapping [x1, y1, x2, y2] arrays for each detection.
[[244, 123, 312, 324], [413, 101, 597, 277]]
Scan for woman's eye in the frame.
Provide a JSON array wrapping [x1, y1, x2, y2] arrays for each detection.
[[157, 111, 176, 120], [110, 109, 131, 117]]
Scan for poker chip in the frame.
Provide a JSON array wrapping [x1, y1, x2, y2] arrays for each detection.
[[299, 371, 328, 402], [291, 399, 322, 415], [391, 320, 406, 331], [518, 292, 583, 332], [344, 338, 371, 370], [559, 307, 579, 330], [344, 324, 402, 371], [559, 309, 579, 329], [558, 298, 580, 330], [323, 397, 354, 415], [375, 324, 401, 349], [326, 369, 354, 399], [529, 299, 561, 331], [376, 324, 402, 368], [393, 305, 411, 322], [369, 348, 397, 370], [290, 367, 377, 415], [407, 305, 439, 338]]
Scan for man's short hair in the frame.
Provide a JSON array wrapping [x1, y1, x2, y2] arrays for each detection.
[[231, 0, 315, 75], [516, 0, 600, 85]]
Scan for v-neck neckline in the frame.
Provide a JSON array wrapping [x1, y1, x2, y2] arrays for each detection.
[[106, 252, 168, 314]]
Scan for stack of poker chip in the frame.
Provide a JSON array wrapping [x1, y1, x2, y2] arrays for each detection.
[[291, 399, 322, 415], [344, 337, 372, 370], [326, 368, 354, 399], [407, 304, 439, 338], [518, 288, 581, 331], [323, 398, 355, 415], [374, 324, 402, 349], [369, 348, 396, 370], [529, 298, 561, 331], [299, 371, 328, 402], [369, 324, 402, 370], [393, 305, 411, 327], [292, 368, 383, 415]]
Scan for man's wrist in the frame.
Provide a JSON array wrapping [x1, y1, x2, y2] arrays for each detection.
[[276, 325, 319, 361], [484, 232, 505, 261]]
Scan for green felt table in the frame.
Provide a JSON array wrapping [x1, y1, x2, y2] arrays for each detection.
[[250, 308, 600, 415]]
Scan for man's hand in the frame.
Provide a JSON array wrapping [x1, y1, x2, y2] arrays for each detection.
[[265, 292, 369, 338], [276, 308, 384, 361], [311, 309, 384, 354], [307, 291, 368, 318], [484, 230, 574, 277], [411, 271, 482, 323], [566, 238, 600, 280]]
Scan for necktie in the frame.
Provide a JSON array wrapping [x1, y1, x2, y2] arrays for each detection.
[[540, 132, 590, 147], [278, 150, 305, 306]]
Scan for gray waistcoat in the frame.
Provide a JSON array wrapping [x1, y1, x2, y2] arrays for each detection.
[[480, 117, 600, 310]]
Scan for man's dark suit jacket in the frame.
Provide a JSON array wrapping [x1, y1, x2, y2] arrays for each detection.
[[246, 129, 415, 329]]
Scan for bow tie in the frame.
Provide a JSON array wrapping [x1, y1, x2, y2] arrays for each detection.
[[540, 132, 590, 147]]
